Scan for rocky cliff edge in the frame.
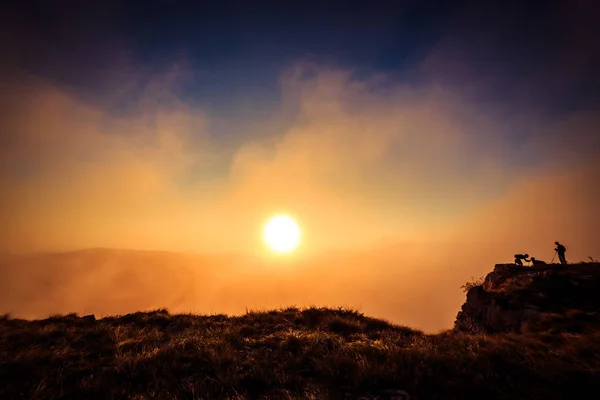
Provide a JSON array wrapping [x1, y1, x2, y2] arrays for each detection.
[[455, 262, 600, 334]]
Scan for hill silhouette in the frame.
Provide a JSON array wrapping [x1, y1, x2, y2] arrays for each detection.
[[2, 262, 600, 399]]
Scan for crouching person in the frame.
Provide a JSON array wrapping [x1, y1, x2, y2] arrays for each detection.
[[514, 253, 530, 266]]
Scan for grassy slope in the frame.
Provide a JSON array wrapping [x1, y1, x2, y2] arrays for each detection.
[[2, 307, 600, 400]]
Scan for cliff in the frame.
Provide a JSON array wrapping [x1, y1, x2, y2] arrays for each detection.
[[455, 262, 600, 334]]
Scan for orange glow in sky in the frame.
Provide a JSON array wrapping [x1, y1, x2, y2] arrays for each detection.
[[1, 0, 599, 332]]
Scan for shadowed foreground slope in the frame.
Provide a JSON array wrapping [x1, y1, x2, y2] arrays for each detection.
[[2, 305, 600, 400]]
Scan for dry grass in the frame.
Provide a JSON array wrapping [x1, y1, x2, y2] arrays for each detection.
[[1, 307, 600, 399]]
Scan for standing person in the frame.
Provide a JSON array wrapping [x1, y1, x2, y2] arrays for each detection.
[[555, 242, 567, 265]]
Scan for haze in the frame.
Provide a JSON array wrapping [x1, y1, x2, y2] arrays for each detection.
[[1, 1, 598, 332]]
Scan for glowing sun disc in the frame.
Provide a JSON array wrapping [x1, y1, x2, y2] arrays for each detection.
[[263, 214, 301, 253]]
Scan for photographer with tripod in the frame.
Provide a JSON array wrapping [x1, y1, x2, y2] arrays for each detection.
[[553, 241, 568, 265]]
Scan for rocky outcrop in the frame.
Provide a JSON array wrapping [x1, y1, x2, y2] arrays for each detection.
[[455, 262, 600, 334]]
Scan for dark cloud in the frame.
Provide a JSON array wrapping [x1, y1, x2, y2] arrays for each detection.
[[423, 0, 600, 114]]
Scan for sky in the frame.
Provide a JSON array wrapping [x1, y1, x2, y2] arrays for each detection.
[[0, 0, 599, 331]]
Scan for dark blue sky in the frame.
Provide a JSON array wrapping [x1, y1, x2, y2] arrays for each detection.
[[1, 0, 599, 165], [2, 1, 448, 106], [4, 0, 598, 116]]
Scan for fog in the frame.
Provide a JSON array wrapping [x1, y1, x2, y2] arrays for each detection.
[[1, 34, 599, 332]]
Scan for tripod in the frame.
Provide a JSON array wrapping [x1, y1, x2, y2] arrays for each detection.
[[550, 251, 557, 263]]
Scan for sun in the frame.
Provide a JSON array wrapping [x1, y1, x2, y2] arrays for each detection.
[[263, 214, 301, 254]]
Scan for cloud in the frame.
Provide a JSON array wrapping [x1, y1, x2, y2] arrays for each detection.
[[0, 60, 598, 332], [421, 0, 600, 115], [1, 61, 598, 255], [0, 69, 217, 252], [452, 162, 600, 258]]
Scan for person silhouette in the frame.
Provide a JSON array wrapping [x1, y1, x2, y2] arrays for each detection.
[[555, 242, 567, 265], [514, 253, 530, 266]]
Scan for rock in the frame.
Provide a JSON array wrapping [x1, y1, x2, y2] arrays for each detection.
[[82, 314, 96, 322], [455, 262, 600, 334], [455, 289, 523, 333], [483, 264, 524, 291], [454, 311, 486, 334]]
